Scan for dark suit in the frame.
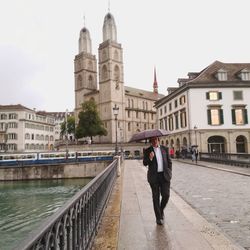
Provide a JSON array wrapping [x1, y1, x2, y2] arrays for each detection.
[[143, 145, 172, 221]]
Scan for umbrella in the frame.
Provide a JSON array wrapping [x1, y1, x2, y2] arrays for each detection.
[[129, 129, 169, 142]]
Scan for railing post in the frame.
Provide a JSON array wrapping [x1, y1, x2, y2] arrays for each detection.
[[114, 156, 121, 177]]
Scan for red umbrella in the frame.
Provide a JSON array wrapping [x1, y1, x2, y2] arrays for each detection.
[[129, 129, 169, 142]]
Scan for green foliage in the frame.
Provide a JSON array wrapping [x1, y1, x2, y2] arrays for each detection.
[[60, 116, 75, 136], [75, 99, 107, 139]]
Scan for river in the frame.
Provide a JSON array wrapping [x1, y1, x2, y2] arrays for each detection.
[[0, 178, 92, 250]]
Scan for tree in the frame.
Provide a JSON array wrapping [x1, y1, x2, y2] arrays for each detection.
[[60, 116, 76, 138], [76, 99, 107, 139]]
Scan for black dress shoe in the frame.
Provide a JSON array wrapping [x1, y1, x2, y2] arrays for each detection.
[[161, 211, 164, 220], [156, 219, 164, 225]]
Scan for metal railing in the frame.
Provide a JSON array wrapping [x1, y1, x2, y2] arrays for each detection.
[[200, 152, 250, 167], [18, 159, 118, 250]]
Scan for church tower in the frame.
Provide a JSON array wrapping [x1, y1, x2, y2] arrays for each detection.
[[98, 12, 126, 143], [74, 25, 97, 122]]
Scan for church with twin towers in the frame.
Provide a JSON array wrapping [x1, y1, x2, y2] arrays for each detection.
[[74, 11, 164, 143]]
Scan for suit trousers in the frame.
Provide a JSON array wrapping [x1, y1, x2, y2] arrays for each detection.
[[149, 172, 170, 220]]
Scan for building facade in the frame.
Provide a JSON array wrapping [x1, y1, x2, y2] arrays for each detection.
[[0, 105, 55, 152], [155, 61, 250, 154], [74, 12, 163, 143], [46, 111, 74, 141]]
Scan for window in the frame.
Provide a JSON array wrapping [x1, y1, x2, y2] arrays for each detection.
[[206, 91, 222, 101], [9, 113, 18, 119], [174, 100, 178, 108], [0, 114, 7, 120], [179, 95, 186, 105], [144, 124, 147, 130], [160, 109, 162, 116], [151, 113, 153, 120], [174, 112, 179, 129], [216, 69, 227, 81], [207, 108, 224, 125], [233, 91, 243, 100], [168, 116, 173, 131], [180, 110, 187, 128], [160, 119, 163, 129], [232, 108, 248, 125], [8, 122, 18, 128], [144, 113, 146, 119], [239, 69, 250, 81], [8, 133, 17, 140], [164, 106, 167, 114], [128, 122, 131, 131], [136, 111, 139, 118], [169, 103, 172, 111], [128, 111, 130, 118]]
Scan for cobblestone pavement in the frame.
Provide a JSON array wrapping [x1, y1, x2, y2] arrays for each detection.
[[171, 160, 250, 249]]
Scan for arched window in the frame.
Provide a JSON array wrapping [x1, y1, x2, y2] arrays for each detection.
[[236, 135, 248, 153], [176, 138, 180, 150], [114, 65, 120, 81], [77, 75, 83, 89], [182, 137, 187, 147], [102, 50, 107, 61], [102, 65, 108, 80], [207, 136, 226, 153], [88, 75, 94, 88]]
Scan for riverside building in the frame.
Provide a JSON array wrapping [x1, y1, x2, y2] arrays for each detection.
[[155, 61, 250, 154], [0, 105, 55, 152]]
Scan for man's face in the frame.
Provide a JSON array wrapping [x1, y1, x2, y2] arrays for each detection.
[[151, 137, 159, 147]]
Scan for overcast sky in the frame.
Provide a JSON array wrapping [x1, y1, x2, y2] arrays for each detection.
[[1, 0, 250, 112]]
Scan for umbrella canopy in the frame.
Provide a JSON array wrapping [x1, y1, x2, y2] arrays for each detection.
[[129, 129, 169, 142]]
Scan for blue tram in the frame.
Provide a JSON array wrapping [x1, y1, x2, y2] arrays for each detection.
[[0, 150, 115, 166]]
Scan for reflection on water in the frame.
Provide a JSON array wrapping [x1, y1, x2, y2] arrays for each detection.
[[0, 178, 92, 250]]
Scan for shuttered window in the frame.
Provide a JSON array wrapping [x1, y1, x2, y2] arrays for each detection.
[[207, 108, 224, 125]]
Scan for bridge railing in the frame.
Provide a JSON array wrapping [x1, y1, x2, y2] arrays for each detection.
[[199, 152, 250, 167], [18, 158, 118, 250]]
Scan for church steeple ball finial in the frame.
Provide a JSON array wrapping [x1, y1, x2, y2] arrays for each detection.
[[78, 17, 92, 54], [103, 12, 117, 42], [153, 67, 158, 94]]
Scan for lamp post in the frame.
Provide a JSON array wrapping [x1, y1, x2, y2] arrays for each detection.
[[65, 109, 69, 160], [113, 104, 119, 155], [194, 125, 197, 146]]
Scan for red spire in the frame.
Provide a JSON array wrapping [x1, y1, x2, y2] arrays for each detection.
[[153, 67, 158, 94]]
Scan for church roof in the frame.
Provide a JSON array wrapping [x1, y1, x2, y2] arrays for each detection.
[[124, 86, 164, 100]]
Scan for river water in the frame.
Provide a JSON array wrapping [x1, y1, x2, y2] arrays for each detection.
[[0, 178, 92, 250]]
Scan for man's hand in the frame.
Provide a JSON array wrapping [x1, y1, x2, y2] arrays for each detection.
[[149, 151, 154, 161]]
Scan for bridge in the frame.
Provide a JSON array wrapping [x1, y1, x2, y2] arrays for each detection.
[[17, 157, 248, 249]]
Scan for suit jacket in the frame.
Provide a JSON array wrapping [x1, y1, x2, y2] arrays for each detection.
[[143, 145, 172, 184]]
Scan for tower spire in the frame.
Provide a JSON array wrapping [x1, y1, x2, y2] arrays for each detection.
[[153, 67, 158, 94], [108, 0, 110, 12]]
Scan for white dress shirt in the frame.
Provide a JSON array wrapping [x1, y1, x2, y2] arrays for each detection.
[[153, 146, 163, 172]]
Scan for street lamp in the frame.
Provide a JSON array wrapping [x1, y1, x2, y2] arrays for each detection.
[[65, 109, 69, 160], [194, 125, 197, 146], [113, 104, 119, 155]]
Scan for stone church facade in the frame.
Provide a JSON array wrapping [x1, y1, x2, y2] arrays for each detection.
[[74, 12, 163, 143]]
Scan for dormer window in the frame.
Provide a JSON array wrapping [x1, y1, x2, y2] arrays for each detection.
[[216, 69, 227, 81], [239, 69, 250, 81]]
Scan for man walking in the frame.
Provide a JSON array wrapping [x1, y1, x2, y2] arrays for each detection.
[[143, 137, 172, 225]]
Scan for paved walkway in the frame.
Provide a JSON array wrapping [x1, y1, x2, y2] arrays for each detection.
[[92, 159, 245, 250]]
